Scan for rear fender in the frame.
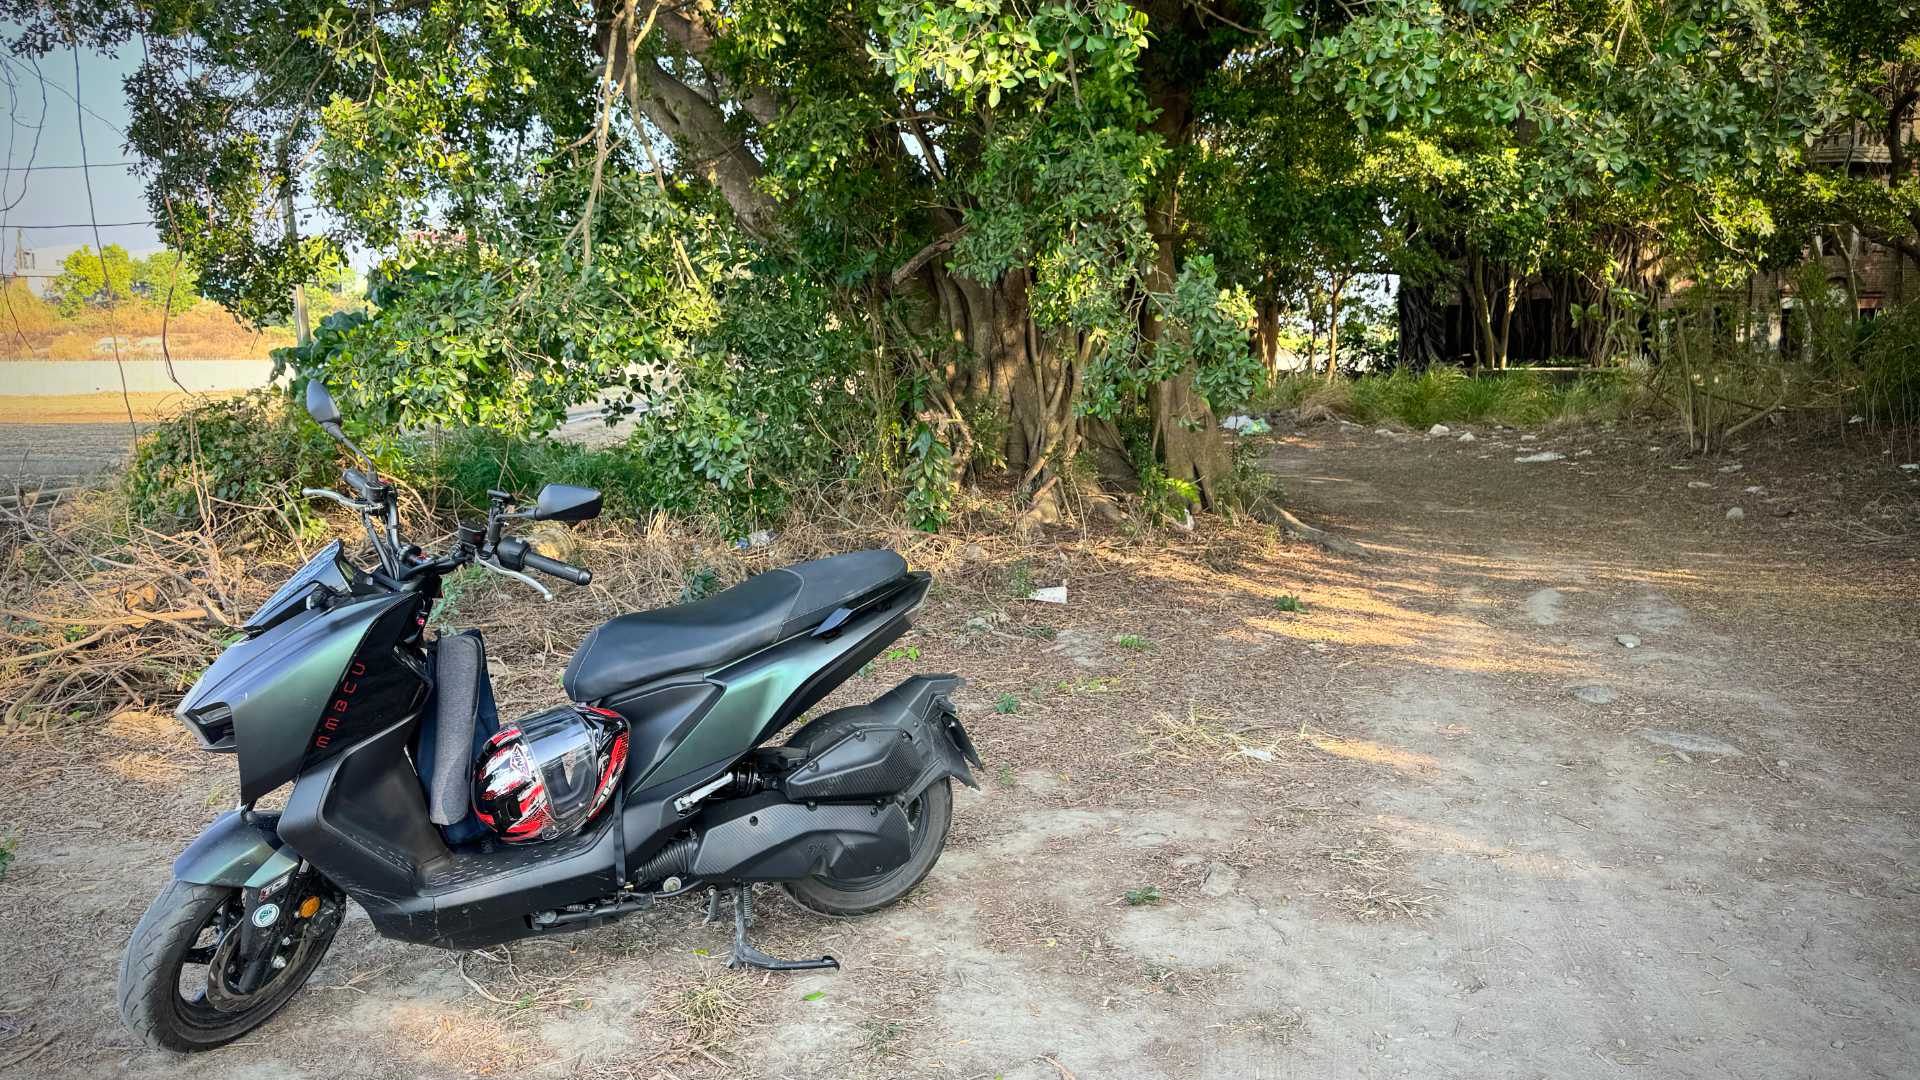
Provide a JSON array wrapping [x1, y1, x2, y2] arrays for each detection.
[[172, 810, 299, 889], [783, 675, 981, 802]]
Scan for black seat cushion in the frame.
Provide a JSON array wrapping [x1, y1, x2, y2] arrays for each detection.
[[563, 549, 908, 702]]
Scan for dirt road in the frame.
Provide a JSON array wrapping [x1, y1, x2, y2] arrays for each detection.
[[2, 421, 1915, 1079]]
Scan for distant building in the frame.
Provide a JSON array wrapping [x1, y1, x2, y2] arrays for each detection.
[[4, 230, 69, 298]]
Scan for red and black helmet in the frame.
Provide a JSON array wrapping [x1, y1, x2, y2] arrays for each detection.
[[473, 705, 628, 844]]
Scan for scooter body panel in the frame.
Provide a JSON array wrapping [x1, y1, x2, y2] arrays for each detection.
[[179, 589, 429, 804]]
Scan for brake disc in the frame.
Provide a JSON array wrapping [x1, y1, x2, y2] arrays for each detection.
[[203, 906, 321, 1013]]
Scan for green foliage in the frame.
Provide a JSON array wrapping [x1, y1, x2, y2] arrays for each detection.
[[1273, 595, 1307, 614], [679, 567, 722, 604], [1123, 885, 1162, 906], [993, 692, 1020, 714], [1113, 634, 1152, 652], [1270, 368, 1633, 429], [125, 391, 339, 530], [131, 251, 201, 314], [51, 244, 133, 315], [0, 835, 12, 882]]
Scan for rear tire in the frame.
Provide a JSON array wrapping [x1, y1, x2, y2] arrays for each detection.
[[780, 710, 954, 916], [117, 879, 341, 1052], [782, 778, 952, 916]]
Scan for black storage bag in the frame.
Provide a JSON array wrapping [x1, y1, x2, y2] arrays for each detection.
[[414, 630, 501, 845]]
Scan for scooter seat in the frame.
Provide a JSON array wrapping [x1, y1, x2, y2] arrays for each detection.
[[562, 549, 908, 702]]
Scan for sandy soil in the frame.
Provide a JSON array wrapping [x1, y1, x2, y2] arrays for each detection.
[[1, 420, 1916, 1079]]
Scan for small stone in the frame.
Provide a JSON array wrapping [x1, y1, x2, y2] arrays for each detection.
[[1616, 634, 1641, 648], [1237, 747, 1277, 763], [1537, 780, 1550, 787], [1899, 464, 1918, 472], [1725, 506, 1745, 522], [1428, 423, 1452, 436], [1687, 481, 1711, 489], [1575, 448, 1593, 457], [1572, 685, 1617, 705], [1832, 1040, 1846, 1050], [1743, 485, 1766, 494], [1521, 434, 1538, 441], [1457, 432, 1477, 443], [1202, 861, 1241, 898], [1088, 495, 1125, 523], [1515, 451, 1566, 464], [1719, 463, 1744, 473]]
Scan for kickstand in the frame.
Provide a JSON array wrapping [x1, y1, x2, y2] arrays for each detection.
[[725, 884, 838, 972]]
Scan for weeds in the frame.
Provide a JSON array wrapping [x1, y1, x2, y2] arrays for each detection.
[[1267, 368, 1633, 430], [994, 692, 1020, 714], [1114, 634, 1153, 651], [0, 835, 13, 882], [1123, 885, 1163, 906], [1272, 594, 1308, 613]]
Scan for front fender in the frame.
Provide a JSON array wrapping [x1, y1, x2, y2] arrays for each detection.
[[172, 810, 299, 888]]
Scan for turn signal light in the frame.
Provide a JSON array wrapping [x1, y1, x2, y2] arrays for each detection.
[[296, 896, 321, 919]]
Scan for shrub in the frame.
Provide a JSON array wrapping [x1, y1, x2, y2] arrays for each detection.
[[125, 391, 338, 530]]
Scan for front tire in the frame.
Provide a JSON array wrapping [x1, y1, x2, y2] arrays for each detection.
[[117, 879, 341, 1052]]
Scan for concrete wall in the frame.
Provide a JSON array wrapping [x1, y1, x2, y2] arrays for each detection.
[[0, 359, 276, 395]]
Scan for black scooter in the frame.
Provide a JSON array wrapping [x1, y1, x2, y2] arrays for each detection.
[[117, 382, 981, 1052]]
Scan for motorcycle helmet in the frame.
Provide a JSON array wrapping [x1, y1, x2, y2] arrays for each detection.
[[473, 705, 628, 844]]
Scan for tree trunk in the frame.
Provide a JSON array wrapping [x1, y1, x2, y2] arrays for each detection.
[[1255, 296, 1282, 376], [1396, 279, 1442, 370]]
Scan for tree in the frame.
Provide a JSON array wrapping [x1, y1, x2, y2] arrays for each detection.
[[131, 250, 201, 314], [2, 0, 1855, 525], [50, 244, 132, 315]]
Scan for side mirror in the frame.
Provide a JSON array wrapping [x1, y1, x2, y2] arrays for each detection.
[[305, 380, 343, 429], [530, 483, 603, 523]]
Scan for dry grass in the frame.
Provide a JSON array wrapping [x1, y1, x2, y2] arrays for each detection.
[[1, 297, 293, 360]]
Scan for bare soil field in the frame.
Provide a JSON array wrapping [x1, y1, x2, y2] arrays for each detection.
[[1, 419, 1916, 1079]]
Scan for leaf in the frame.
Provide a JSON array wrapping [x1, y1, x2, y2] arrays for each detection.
[[803, 991, 826, 1002]]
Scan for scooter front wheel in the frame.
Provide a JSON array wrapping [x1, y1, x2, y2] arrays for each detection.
[[117, 878, 342, 1052]]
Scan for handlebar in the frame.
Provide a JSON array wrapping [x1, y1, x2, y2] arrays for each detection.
[[493, 537, 592, 587], [521, 549, 593, 586]]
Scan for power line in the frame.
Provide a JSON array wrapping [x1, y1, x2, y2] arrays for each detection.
[[8, 220, 156, 230], [1, 160, 139, 171]]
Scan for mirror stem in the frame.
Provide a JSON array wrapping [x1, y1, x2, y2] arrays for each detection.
[[323, 422, 379, 481]]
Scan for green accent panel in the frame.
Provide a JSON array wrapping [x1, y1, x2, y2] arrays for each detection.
[[642, 632, 859, 785], [173, 810, 297, 888]]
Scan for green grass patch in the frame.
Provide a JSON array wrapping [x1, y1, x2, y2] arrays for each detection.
[[1123, 885, 1163, 906], [1272, 594, 1308, 613], [1114, 634, 1153, 652], [1266, 367, 1634, 430], [994, 692, 1020, 714]]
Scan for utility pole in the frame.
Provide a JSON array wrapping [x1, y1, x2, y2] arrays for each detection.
[[282, 181, 310, 347]]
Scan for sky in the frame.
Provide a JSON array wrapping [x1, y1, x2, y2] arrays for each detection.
[[0, 42, 158, 272]]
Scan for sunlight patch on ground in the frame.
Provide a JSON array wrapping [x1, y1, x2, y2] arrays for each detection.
[[1371, 813, 1590, 878], [1306, 735, 1439, 772]]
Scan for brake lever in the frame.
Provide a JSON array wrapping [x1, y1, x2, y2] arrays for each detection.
[[474, 556, 552, 600], [301, 488, 379, 513]]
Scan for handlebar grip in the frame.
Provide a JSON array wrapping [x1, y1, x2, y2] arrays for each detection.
[[521, 549, 592, 587]]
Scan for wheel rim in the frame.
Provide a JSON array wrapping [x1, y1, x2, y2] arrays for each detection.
[[172, 891, 324, 1023]]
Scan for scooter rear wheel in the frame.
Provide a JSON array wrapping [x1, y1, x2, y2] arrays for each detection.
[[117, 878, 342, 1052], [782, 778, 953, 916]]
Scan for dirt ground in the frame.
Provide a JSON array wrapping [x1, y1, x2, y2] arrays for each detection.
[[1, 419, 1917, 1079]]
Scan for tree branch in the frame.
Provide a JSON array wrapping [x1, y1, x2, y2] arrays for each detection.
[[890, 226, 968, 288]]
